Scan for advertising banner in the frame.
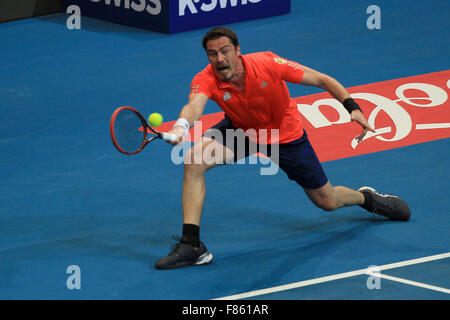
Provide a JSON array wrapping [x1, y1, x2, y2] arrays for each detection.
[[64, 0, 290, 34]]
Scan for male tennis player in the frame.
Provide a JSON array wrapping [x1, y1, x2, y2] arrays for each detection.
[[155, 27, 411, 270]]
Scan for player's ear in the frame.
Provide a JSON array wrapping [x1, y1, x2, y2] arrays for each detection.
[[236, 44, 241, 55]]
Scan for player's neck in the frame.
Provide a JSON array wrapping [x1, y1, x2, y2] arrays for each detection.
[[229, 57, 246, 93]]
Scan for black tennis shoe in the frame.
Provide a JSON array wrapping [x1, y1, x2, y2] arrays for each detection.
[[358, 186, 411, 221], [155, 236, 213, 270]]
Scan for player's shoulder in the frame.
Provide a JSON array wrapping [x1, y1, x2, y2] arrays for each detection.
[[244, 51, 282, 64], [244, 51, 286, 78], [192, 64, 215, 82]]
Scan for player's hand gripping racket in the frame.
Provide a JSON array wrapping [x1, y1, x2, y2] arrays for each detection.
[[110, 106, 176, 155]]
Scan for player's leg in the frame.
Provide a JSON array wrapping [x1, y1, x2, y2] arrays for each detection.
[[155, 116, 250, 270], [304, 183, 411, 221], [155, 137, 234, 270], [272, 138, 362, 211], [303, 181, 364, 212], [274, 130, 411, 220], [182, 136, 235, 226]]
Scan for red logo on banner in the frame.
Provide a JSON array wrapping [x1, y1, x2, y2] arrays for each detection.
[[157, 70, 450, 162]]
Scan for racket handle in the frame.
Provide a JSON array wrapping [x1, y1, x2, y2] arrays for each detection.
[[161, 132, 177, 142]]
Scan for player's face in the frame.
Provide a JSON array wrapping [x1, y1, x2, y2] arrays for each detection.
[[205, 36, 241, 82]]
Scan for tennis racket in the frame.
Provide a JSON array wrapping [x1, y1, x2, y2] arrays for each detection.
[[110, 106, 177, 155]]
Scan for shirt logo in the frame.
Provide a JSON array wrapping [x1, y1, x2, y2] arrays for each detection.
[[260, 81, 269, 89], [223, 91, 232, 101], [274, 57, 287, 64]]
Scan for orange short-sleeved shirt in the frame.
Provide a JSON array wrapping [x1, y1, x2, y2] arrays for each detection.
[[191, 51, 305, 144]]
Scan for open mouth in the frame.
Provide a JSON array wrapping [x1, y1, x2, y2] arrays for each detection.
[[217, 65, 229, 73]]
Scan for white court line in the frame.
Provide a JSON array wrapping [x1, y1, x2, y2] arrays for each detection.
[[213, 252, 450, 300], [368, 272, 450, 294], [416, 123, 450, 129]]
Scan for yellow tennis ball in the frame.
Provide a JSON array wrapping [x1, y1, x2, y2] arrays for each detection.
[[148, 113, 163, 127]]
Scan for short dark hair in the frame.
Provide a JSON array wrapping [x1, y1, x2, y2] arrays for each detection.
[[202, 26, 239, 50]]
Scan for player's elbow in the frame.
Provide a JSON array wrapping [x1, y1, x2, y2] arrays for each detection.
[[317, 74, 334, 90]]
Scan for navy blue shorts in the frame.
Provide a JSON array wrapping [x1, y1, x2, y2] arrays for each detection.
[[203, 116, 328, 190]]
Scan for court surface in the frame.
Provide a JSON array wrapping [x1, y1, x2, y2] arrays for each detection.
[[0, 0, 449, 300]]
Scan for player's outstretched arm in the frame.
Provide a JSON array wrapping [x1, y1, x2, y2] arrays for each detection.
[[167, 93, 209, 145], [300, 66, 375, 141]]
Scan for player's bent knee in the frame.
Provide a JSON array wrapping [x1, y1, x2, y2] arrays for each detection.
[[185, 138, 228, 168], [305, 183, 339, 212], [184, 143, 220, 175], [184, 145, 202, 166], [183, 156, 209, 176], [310, 194, 339, 212], [184, 140, 207, 165], [316, 201, 338, 212]]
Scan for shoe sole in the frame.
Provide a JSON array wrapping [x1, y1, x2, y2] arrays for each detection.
[[155, 251, 214, 270]]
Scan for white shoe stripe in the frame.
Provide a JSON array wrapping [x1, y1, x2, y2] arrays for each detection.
[[195, 252, 213, 265], [359, 186, 399, 199]]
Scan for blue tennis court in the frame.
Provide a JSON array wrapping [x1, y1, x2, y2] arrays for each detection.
[[0, 0, 449, 300]]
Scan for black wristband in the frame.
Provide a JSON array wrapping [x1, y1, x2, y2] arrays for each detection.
[[343, 98, 362, 114]]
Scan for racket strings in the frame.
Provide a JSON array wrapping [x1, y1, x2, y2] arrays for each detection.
[[114, 109, 146, 153]]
